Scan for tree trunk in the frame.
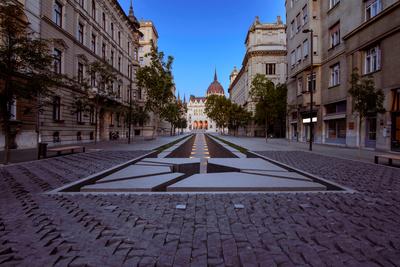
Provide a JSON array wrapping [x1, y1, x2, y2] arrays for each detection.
[[265, 117, 268, 143], [152, 114, 158, 139]]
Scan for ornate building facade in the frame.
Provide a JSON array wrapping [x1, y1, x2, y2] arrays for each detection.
[[229, 16, 287, 136], [1, 0, 143, 149], [186, 72, 225, 132]]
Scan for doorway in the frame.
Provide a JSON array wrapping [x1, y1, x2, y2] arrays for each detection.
[[392, 112, 400, 151], [365, 117, 377, 148]]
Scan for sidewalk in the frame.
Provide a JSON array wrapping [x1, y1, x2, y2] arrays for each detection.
[[213, 134, 399, 165], [0, 134, 189, 164]]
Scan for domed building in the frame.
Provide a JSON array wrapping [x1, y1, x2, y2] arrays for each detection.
[[186, 71, 225, 132]]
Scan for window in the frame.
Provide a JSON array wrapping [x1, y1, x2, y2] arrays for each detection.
[[89, 106, 95, 124], [53, 132, 60, 143], [297, 77, 303, 95], [53, 1, 62, 27], [53, 49, 62, 74], [110, 50, 114, 66], [326, 101, 346, 114], [78, 23, 84, 44], [329, 63, 340, 87], [117, 84, 121, 98], [303, 39, 309, 58], [329, 0, 340, 9], [111, 23, 114, 39], [327, 119, 346, 139], [116, 113, 121, 127], [91, 34, 96, 53], [77, 62, 84, 83], [90, 71, 96, 87], [77, 108, 83, 123], [102, 43, 106, 59], [364, 45, 381, 74], [366, 0, 381, 20], [118, 31, 121, 45], [290, 51, 296, 68], [302, 5, 308, 24], [77, 132, 82, 141], [266, 64, 276, 75], [290, 20, 295, 38], [307, 73, 316, 92], [118, 56, 121, 71], [91, 0, 96, 18], [52, 96, 61, 121], [296, 13, 301, 32], [329, 23, 340, 48], [102, 13, 106, 29], [296, 46, 302, 63]]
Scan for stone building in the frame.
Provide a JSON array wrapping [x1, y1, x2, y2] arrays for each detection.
[[1, 0, 142, 149], [228, 16, 287, 137], [286, 0, 400, 152], [186, 71, 225, 132], [286, 0, 322, 143], [35, 0, 142, 147]]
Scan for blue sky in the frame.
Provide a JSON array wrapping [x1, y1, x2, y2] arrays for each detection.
[[120, 0, 286, 99]]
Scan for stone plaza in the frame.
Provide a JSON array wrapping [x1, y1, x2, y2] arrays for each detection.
[[0, 134, 399, 266]]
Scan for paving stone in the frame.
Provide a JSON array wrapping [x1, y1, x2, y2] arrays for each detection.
[[167, 172, 326, 192]]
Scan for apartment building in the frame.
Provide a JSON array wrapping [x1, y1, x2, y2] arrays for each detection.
[[38, 0, 142, 146], [229, 16, 287, 137], [342, 0, 400, 151], [286, 0, 323, 143], [287, 0, 400, 152]]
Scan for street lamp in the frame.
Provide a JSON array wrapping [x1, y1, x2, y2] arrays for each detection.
[[303, 28, 314, 151]]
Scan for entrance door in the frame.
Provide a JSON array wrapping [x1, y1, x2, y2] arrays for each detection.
[[392, 112, 400, 151], [365, 117, 377, 148]]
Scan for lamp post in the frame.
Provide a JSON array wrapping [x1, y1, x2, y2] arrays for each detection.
[[303, 28, 314, 151]]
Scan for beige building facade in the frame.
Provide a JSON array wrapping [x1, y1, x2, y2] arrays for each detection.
[[37, 0, 142, 147], [229, 16, 287, 136], [287, 0, 400, 152], [1, 0, 143, 149]]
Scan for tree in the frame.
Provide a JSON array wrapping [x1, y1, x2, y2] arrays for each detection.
[[161, 102, 180, 136], [250, 74, 276, 141], [250, 74, 287, 141], [349, 69, 385, 147], [228, 103, 252, 136], [136, 45, 174, 139], [205, 94, 231, 134], [0, 1, 61, 163]]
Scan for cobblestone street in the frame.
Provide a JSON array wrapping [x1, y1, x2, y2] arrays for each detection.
[[0, 146, 399, 266]]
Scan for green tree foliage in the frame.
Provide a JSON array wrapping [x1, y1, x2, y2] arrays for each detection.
[[228, 103, 252, 136], [136, 45, 174, 138], [205, 95, 231, 134], [161, 102, 180, 136], [0, 0, 61, 163], [250, 74, 287, 140], [349, 69, 385, 147], [205, 95, 252, 135]]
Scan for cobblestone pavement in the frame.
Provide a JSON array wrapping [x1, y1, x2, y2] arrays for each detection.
[[1, 149, 400, 266]]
